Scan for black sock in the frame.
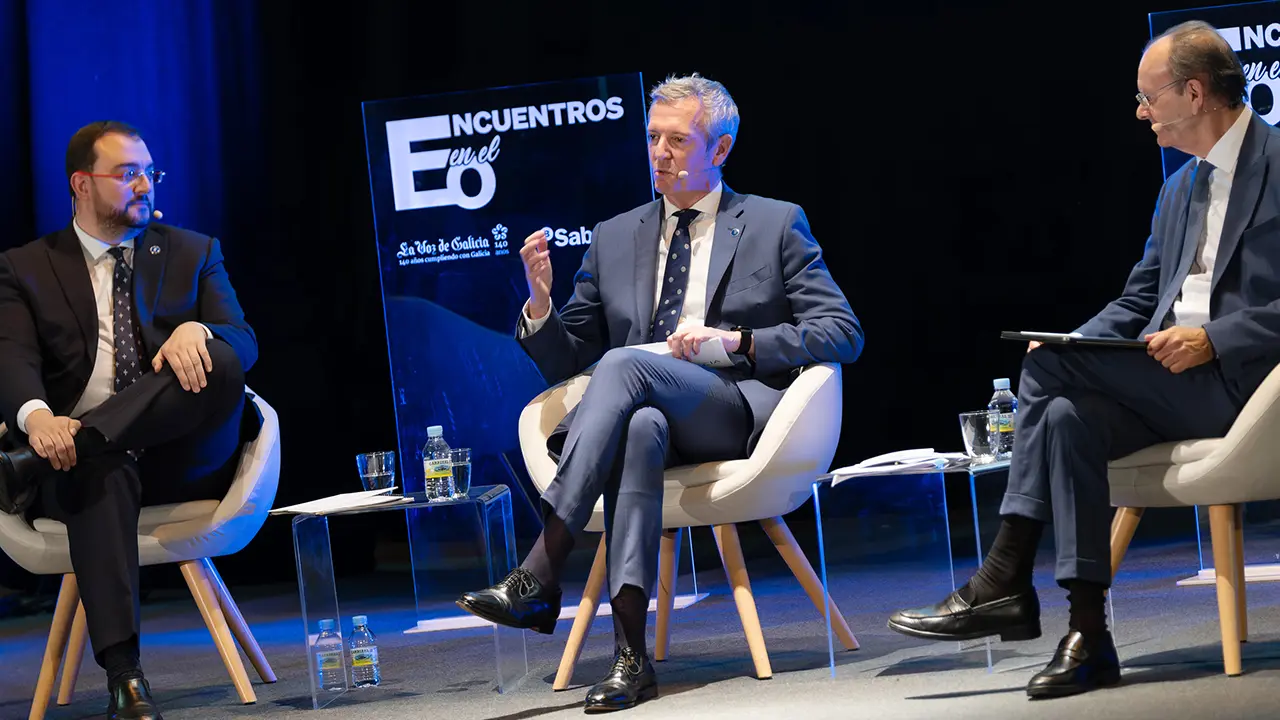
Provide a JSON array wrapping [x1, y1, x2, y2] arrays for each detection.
[[1064, 579, 1108, 638], [610, 584, 648, 657], [519, 511, 574, 591], [961, 515, 1043, 604], [97, 635, 141, 687]]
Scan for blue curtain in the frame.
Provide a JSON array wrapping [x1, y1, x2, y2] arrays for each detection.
[[3, 0, 260, 246]]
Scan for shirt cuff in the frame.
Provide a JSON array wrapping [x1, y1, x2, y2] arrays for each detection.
[[199, 323, 214, 340], [17, 399, 52, 434], [518, 301, 551, 338]]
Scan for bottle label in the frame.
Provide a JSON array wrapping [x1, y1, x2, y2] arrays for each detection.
[[351, 647, 379, 667], [316, 649, 343, 671], [995, 412, 1015, 433], [425, 458, 452, 479]]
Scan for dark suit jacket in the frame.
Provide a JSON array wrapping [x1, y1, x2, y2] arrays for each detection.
[[1077, 112, 1280, 400], [0, 223, 257, 432], [520, 186, 862, 453]]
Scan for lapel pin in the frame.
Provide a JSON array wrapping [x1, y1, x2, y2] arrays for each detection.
[[730, 227, 740, 237], [149, 246, 160, 255]]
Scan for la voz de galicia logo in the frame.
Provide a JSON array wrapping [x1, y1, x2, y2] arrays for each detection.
[[386, 97, 626, 212]]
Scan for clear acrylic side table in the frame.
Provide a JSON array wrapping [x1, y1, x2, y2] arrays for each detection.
[[291, 485, 528, 710], [812, 457, 1117, 676]]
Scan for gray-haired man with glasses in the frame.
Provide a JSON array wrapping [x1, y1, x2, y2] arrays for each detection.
[[0, 121, 259, 719], [889, 20, 1280, 699]]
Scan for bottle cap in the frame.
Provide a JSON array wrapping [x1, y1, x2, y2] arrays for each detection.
[[427, 425, 443, 437], [319, 618, 335, 631], [993, 378, 1010, 390], [353, 615, 367, 626]]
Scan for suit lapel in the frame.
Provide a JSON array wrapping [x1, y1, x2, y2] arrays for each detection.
[[46, 227, 97, 362], [132, 227, 167, 351], [1212, 115, 1270, 294], [633, 201, 663, 341], [704, 189, 746, 314]]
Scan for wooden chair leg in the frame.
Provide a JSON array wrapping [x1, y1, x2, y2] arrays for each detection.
[[202, 558, 277, 682], [1109, 507, 1144, 582], [654, 528, 682, 661], [1208, 505, 1243, 676], [56, 602, 89, 705], [553, 534, 609, 691], [712, 523, 772, 679], [180, 560, 257, 703], [759, 516, 858, 650], [1233, 504, 1248, 643], [30, 574, 79, 720]]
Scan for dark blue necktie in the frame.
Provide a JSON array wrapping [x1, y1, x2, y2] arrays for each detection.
[[1152, 160, 1215, 330], [651, 209, 699, 340], [108, 247, 145, 393]]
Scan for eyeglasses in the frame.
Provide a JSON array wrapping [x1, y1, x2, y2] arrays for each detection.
[[79, 168, 165, 186], [1136, 77, 1186, 110]]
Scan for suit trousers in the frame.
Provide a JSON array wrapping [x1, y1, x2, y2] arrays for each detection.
[[1000, 345, 1242, 586], [33, 339, 249, 659], [541, 347, 752, 599]]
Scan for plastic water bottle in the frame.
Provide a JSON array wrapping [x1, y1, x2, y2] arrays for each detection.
[[988, 378, 1018, 459], [313, 619, 345, 692], [348, 615, 381, 687], [422, 425, 454, 499]]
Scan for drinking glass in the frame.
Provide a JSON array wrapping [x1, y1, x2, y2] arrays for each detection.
[[451, 448, 472, 497], [356, 451, 397, 493], [958, 411, 998, 464]]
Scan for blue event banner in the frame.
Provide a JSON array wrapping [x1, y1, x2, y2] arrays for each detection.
[[362, 73, 653, 492], [1151, 1, 1280, 177]]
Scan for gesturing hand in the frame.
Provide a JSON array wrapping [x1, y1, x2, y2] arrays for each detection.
[[152, 321, 212, 392], [519, 228, 553, 319]]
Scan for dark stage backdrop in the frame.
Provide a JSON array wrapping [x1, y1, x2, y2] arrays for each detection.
[[0, 0, 1235, 588]]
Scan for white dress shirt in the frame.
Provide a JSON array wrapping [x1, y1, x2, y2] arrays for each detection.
[[15, 222, 209, 433], [520, 181, 723, 336], [1171, 108, 1253, 329]]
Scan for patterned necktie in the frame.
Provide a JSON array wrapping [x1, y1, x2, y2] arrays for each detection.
[[108, 247, 145, 393], [651, 209, 700, 340]]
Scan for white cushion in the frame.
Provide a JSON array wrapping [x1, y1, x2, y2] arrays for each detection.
[[1109, 364, 1280, 508], [0, 388, 282, 575], [518, 364, 843, 531], [31, 500, 221, 535]]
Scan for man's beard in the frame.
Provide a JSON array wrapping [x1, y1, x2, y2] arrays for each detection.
[[93, 190, 151, 231]]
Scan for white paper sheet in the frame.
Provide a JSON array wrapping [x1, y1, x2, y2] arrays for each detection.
[[268, 488, 410, 516]]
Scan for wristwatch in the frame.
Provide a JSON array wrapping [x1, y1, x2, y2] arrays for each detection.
[[730, 326, 753, 356]]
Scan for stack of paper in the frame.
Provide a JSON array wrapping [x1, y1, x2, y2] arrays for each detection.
[[829, 448, 972, 484], [268, 488, 409, 516], [632, 337, 734, 368]]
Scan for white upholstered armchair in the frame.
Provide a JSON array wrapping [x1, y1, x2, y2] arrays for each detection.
[[0, 388, 281, 720], [518, 362, 859, 688], [1108, 364, 1280, 678]]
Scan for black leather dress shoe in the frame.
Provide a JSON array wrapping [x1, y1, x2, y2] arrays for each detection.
[[456, 568, 561, 634], [108, 675, 164, 720], [584, 646, 658, 713], [1026, 630, 1121, 699], [0, 447, 44, 516], [887, 588, 1041, 642]]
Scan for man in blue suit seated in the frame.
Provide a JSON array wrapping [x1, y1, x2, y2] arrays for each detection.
[[456, 73, 862, 711], [889, 20, 1280, 698]]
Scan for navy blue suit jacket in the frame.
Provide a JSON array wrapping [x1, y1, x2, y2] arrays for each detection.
[[519, 186, 862, 452], [1077, 113, 1280, 400], [0, 223, 257, 430]]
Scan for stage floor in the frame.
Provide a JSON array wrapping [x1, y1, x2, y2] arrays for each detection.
[[3, 538, 1280, 720]]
